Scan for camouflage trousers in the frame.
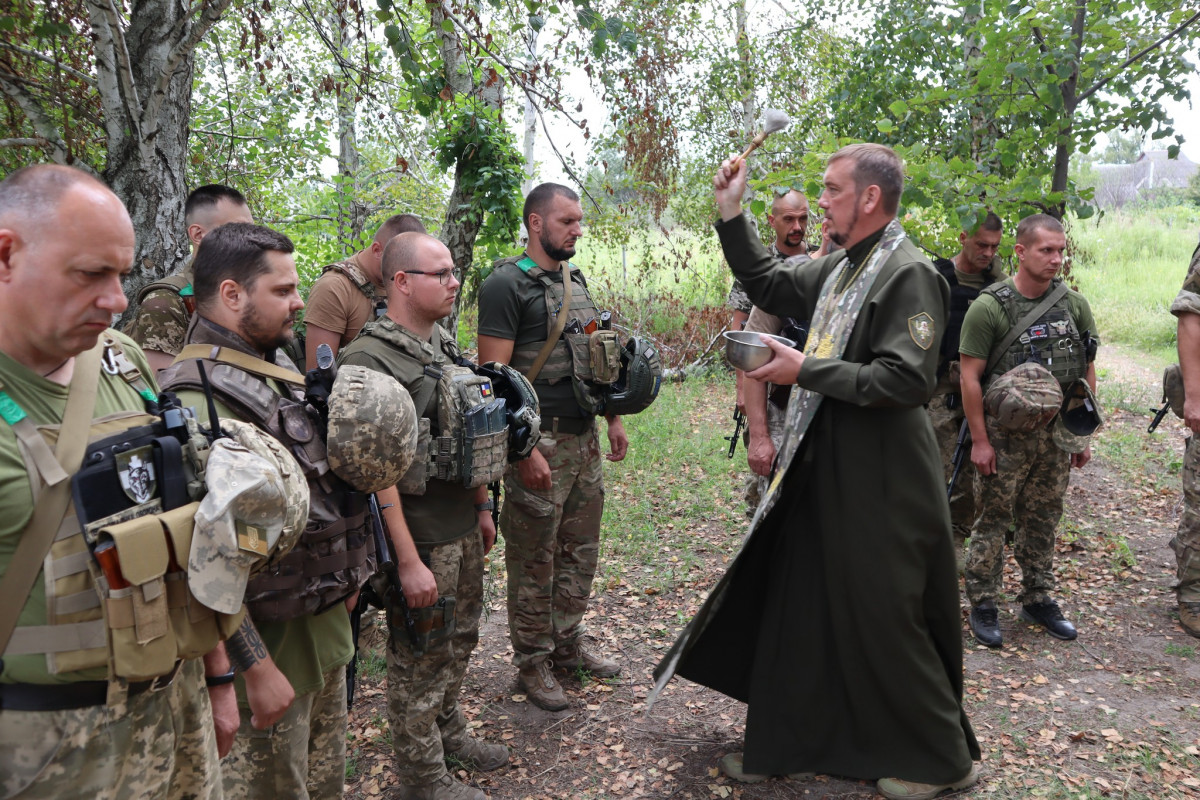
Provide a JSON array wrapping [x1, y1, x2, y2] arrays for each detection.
[[221, 666, 346, 800], [501, 424, 604, 668], [0, 658, 221, 800], [744, 400, 787, 515], [385, 530, 484, 784], [1172, 436, 1200, 602], [964, 421, 1070, 607], [928, 392, 975, 544]]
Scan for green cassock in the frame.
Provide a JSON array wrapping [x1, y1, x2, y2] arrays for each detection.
[[653, 215, 980, 784]]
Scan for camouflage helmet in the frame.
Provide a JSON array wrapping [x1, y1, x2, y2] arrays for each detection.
[[326, 364, 418, 493], [190, 418, 309, 615], [1053, 379, 1103, 453], [1164, 364, 1185, 418], [477, 361, 541, 461], [602, 337, 663, 417], [984, 362, 1063, 432]]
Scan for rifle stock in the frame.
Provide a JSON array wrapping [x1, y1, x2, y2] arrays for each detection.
[[947, 419, 971, 501], [725, 407, 746, 458]]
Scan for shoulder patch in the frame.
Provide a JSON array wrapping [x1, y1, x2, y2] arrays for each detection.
[[908, 312, 935, 350]]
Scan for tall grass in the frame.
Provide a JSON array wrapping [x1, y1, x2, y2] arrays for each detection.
[[1071, 205, 1200, 360]]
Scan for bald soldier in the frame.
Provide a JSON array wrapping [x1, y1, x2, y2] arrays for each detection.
[[0, 165, 240, 799], [304, 214, 427, 370], [125, 184, 255, 372]]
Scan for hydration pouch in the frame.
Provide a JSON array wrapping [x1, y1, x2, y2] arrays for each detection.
[[94, 515, 176, 681]]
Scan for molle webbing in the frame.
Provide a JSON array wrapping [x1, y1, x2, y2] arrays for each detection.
[[508, 261, 602, 384]]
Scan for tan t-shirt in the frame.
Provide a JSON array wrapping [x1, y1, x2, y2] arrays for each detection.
[[304, 262, 377, 347]]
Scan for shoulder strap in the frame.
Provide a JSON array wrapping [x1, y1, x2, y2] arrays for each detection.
[[984, 282, 1069, 377], [524, 262, 573, 382], [411, 327, 450, 416], [174, 344, 306, 387], [0, 341, 104, 656]]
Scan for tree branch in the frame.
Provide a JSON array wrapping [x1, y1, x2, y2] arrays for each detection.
[[1076, 9, 1200, 104], [0, 71, 74, 164], [86, 0, 139, 146], [0, 137, 44, 148], [0, 42, 97, 87], [144, 0, 234, 142]]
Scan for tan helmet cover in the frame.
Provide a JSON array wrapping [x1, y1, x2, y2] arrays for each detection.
[[327, 364, 419, 493], [189, 418, 309, 614]]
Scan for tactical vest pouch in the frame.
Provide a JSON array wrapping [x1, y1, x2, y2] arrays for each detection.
[[397, 417, 432, 495], [96, 515, 176, 681], [588, 330, 622, 385], [160, 502, 221, 660], [433, 366, 509, 489]]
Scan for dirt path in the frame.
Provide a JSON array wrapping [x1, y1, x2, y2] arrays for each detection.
[[345, 345, 1200, 800]]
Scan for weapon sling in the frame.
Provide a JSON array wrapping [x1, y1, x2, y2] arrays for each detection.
[[523, 262, 573, 382], [0, 341, 104, 655]]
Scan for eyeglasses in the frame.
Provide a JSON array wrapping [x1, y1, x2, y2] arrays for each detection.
[[401, 268, 460, 286]]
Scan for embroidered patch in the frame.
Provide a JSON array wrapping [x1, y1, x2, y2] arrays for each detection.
[[237, 520, 269, 556], [116, 446, 157, 503], [908, 312, 935, 350]]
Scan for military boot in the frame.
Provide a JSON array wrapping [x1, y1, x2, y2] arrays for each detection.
[[552, 640, 620, 678], [1020, 599, 1077, 641], [446, 736, 510, 772], [1179, 601, 1200, 639], [877, 763, 980, 800], [968, 601, 1002, 648], [517, 660, 569, 711], [392, 774, 486, 800]]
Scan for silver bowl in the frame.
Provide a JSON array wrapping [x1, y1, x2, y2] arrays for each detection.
[[723, 330, 796, 371]]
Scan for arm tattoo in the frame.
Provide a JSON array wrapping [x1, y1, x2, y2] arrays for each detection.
[[225, 616, 269, 671]]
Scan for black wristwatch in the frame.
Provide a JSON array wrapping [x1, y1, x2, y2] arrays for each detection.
[[474, 499, 495, 513]]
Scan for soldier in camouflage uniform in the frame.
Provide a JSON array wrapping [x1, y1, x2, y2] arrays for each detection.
[[741, 191, 813, 513], [959, 214, 1098, 648], [161, 223, 372, 800], [0, 165, 229, 799], [928, 213, 1005, 549], [1170, 236, 1200, 638], [303, 213, 426, 370], [340, 232, 507, 800], [478, 183, 629, 711], [124, 184, 254, 373]]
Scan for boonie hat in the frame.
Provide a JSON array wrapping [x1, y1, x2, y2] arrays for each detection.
[[984, 362, 1063, 432], [189, 419, 309, 615], [327, 364, 419, 493]]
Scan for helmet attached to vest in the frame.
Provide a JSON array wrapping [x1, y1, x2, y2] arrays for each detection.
[[602, 337, 663, 417], [477, 361, 542, 461], [984, 362, 1063, 432], [326, 365, 419, 493], [1052, 378, 1102, 453]]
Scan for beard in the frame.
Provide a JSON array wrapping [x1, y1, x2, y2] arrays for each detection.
[[541, 230, 576, 263], [828, 201, 859, 247], [239, 301, 294, 354]]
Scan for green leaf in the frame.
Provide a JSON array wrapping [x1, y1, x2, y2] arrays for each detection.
[[887, 100, 909, 117], [875, 119, 896, 133], [529, 14, 544, 31], [441, 19, 455, 32], [750, 199, 766, 215]]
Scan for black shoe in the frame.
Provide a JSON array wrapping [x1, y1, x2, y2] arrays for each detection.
[[969, 602, 1002, 648], [1020, 599, 1077, 641]]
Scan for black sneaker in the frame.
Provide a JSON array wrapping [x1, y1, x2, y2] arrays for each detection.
[[969, 602, 1002, 648], [1020, 599, 1077, 641]]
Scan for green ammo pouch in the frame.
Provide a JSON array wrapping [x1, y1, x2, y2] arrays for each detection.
[[1164, 364, 1185, 419]]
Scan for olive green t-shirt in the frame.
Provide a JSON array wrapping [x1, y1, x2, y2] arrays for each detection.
[[172, 389, 354, 702], [477, 258, 587, 419], [0, 331, 159, 684], [958, 277, 1098, 366], [338, 319, 477, 546]]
